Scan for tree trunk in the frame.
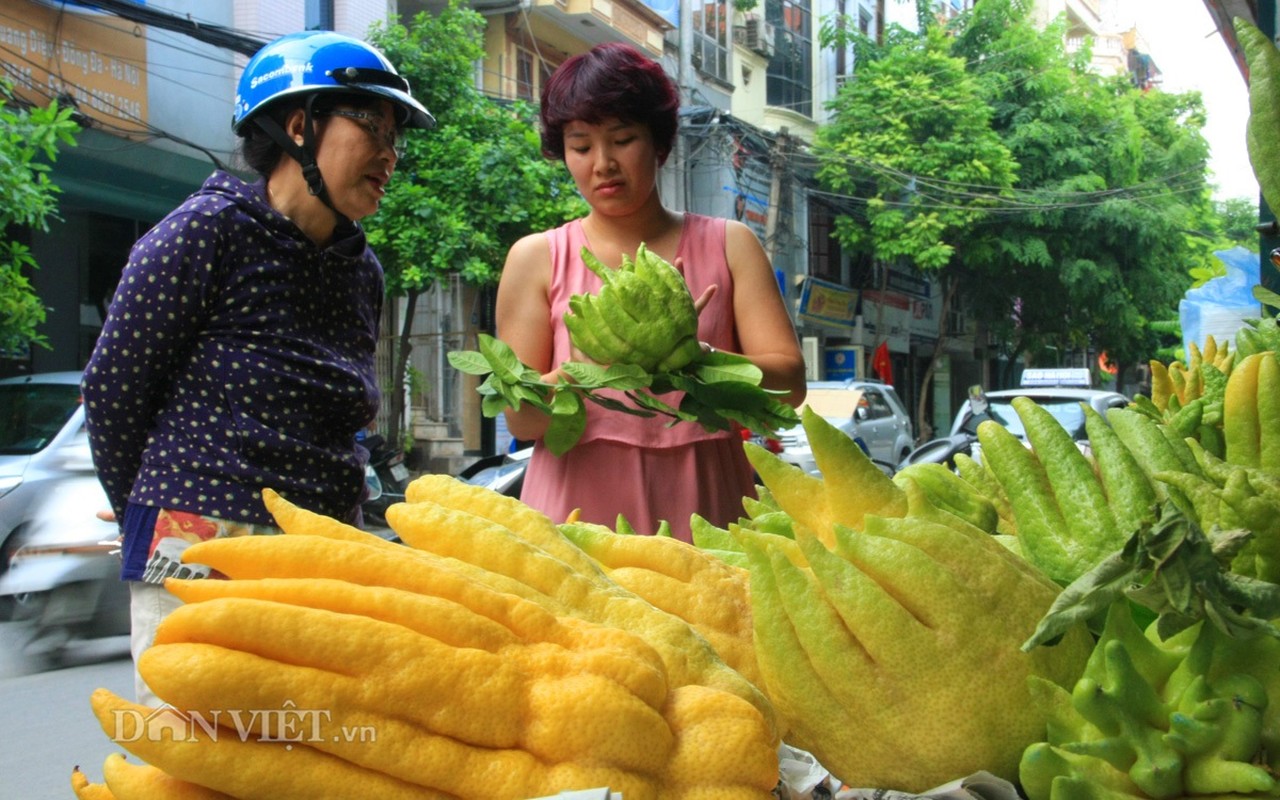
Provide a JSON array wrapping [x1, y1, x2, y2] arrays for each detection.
[[386, 289, 420, 452], [914, 275, 959, 444]]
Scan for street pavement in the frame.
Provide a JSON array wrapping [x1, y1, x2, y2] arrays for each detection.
[[0, 620, 133, 800]]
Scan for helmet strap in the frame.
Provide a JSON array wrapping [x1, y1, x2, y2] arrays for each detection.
[[252, 95, 349, 227]]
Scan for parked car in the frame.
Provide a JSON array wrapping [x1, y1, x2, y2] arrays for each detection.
[[947, 381, 1126, 442], [778, 379, 914, 475], [0, 371, 128, 657], [900, 368, 1130, 470]]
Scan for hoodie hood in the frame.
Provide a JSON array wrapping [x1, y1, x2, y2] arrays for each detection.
[[192, 170, 368, 258]]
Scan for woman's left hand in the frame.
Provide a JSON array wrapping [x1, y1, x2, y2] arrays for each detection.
[[674, 256, 717, 315], [693, 284, 717, 314]]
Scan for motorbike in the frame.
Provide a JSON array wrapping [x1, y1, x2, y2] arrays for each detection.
[[0, 473, 129, 663], [895, 386, 988, 472], [0, 431, 411, 665], [458, 446, 532, 498], [360, 433, 411, 531], [897, 431, 979, 471]]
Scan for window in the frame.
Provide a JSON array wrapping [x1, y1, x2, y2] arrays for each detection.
[[808, 201, 841, 282], [305, 0, 334, 31], [865, 389, 893, 420], [832, 0, 871, 83], [516, 49, 535, 102], [765, 0, 813, 117], [691, 1, 729, 82]]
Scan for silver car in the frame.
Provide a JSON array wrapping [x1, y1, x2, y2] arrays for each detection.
[[0, 372, 126, 657], [778, 379, 915, 473], [949, 387, 1130, 443]]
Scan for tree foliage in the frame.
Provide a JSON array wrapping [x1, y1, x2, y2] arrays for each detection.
[[364, 2, 586, 446], [815, 23, 1017, 271], [367, 4, 584, 292], [815, 0, 1216, 405], [1212, 196, 1261, 249], [815, 15, 1019, 434], [951, 0, 1213, 378], [0, 82, 78, 356]]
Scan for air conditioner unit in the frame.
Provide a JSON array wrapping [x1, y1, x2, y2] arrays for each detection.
[[744, 17, 776, 58], [802, 336, 822, 381]]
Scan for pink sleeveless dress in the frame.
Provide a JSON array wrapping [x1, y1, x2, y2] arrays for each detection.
[[519, 214, 756, 541]]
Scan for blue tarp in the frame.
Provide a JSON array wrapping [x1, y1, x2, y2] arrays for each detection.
[[1179, 246, 1261, 357]]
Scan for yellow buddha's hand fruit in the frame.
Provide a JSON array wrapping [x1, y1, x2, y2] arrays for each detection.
[[743, 406, 907, 547], [557, 519, 762, 691], [388, 476, 777, 738], [741, 430, 1094, 792], [74, 753, 232, 800]]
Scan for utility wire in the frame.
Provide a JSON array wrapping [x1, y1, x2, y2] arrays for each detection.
[[61, 0, 269, 56]]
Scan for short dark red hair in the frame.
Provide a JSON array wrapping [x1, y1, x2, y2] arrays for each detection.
[[539, 42, 680, 165]]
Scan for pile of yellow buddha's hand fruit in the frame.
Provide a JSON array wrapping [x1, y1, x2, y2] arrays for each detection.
[[74, 340, 1280, 798], [71, 478, 779, 800]]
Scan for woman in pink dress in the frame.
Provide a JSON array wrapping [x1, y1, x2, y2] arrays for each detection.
[[496, 42, 806, 541]]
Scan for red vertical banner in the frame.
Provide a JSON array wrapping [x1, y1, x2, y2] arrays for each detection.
[[872, 341, 893, 385]]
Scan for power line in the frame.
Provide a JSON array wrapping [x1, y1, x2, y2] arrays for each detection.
[[62, 0, 269, 56]]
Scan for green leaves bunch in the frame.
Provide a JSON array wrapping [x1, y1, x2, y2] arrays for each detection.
[[449, 335, 798, 457], [1024, 502, 1280, 652]]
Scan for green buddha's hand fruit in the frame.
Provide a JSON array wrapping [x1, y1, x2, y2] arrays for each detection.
[[1236, 17, 1280, 217], [565, 244, 702, 373]]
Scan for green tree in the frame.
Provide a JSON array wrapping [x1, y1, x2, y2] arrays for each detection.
[[951, 0, 1212, 386], [1214, 196, 1260, 248], [814, 21, 1018, 435], [817, 0, 1216, 423], [0, 82, 78, 356], [366, 3, 586, 447]]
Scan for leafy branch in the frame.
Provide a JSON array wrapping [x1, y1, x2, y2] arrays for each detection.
[[1023, 502, 1280, 652], [448, 334, 800, 456]]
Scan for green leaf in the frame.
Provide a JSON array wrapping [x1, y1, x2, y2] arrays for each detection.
[[511, 383, 549, 408], [1254, 285, 1280, 312], [545, 391, 586, 456], [628, 390, 689, 418], [1021, 544, 1141, 651], [478, 333, 525, 385], [1221, 571, 1280, 620], [560, 361, 652, 390], [481, 391, 510, 417], [582, 393, 657, 416], [1024, 502, 1280, 651], [688, 352, 765, 384], [447, 349, 492, 375]]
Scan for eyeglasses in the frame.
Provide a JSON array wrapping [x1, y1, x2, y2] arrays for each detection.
[[323, 109, 405, 159]]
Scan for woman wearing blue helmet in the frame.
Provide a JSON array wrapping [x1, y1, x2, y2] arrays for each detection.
[[232, 30, 434, 227], [81, 31, 432, 706]]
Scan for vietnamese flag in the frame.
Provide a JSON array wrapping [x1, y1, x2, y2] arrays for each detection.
[[872, 341, 893, 385]]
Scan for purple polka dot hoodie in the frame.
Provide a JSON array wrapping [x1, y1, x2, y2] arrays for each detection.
[[83, 170, 383, 547]]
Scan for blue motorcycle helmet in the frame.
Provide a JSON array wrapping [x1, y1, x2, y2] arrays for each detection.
[[233, 31, 434, 216], [233, 30, 434, 133]]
